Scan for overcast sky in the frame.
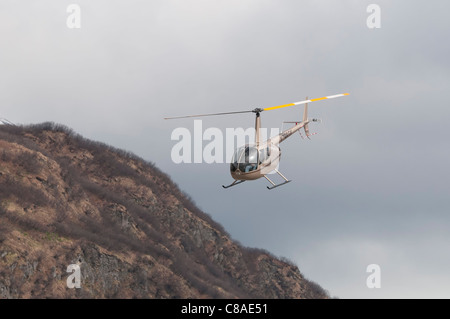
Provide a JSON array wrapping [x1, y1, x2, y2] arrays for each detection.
[[1, 0, 450, 298]]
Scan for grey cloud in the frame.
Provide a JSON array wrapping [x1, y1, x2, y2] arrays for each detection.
[[1, 0, 449, 298]]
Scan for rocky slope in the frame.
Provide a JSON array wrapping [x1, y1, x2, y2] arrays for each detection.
[[0, 123, 328, 299]]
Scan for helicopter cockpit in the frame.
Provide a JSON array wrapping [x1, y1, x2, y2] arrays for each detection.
[[230, 145, 259, 173]]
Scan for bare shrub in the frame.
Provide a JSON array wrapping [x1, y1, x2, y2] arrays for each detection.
[[15, 152, 43, 175], [0, 176, 50, 207]]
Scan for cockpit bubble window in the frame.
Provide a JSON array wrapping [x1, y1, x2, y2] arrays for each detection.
[[259, 146, 271, 164], [230, 145, 259, 173]]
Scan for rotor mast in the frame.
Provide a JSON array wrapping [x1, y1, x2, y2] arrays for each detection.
[[252, 108, 263, 147]]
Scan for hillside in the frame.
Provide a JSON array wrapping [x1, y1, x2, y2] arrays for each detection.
[[0, 123, 328, 299]]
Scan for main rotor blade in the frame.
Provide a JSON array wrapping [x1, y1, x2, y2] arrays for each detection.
[[164, 93, 349, 119], [164, 110, 253, 120], [263, 93, 349, 112]]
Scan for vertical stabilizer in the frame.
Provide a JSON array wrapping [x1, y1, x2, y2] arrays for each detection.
[[302, 97, 308, 122], [303, 97, 310, 139]]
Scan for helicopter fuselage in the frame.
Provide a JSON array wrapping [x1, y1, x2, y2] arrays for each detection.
[[230, 120, 308, 181]]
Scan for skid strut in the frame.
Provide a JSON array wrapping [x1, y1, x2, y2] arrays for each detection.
[[264, 169, 291, 190], [222, 180, 245, 189]]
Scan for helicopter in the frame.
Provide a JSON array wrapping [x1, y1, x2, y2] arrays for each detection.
[[165, 93, 349, 190]]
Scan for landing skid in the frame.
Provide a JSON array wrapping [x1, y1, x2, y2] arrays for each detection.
[[222, 180, 245, 189], [264, 169, 291, 190]]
